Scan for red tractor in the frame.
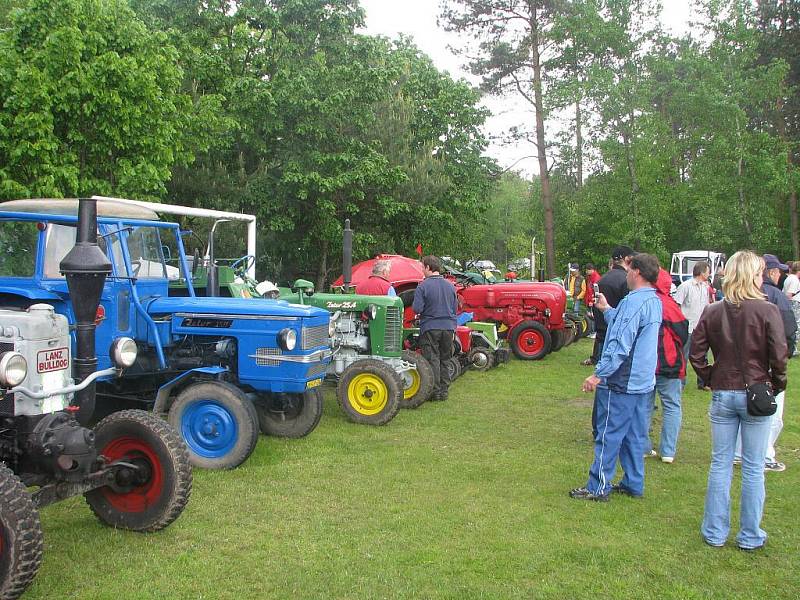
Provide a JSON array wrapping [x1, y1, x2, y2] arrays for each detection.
[[336, 256, 570, 361]]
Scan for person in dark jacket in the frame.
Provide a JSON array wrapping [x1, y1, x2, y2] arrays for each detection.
[[583, 246, 634, 366], [644, 269, 689, 463], [412, 256, 458, 401], [691, 251, 787, 550]]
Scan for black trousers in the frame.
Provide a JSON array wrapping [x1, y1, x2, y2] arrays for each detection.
[[419, 329, 454, 397], [591, 306, 606, 364]]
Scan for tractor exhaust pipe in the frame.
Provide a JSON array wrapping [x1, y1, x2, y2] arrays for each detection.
[[342, 219, 352, 292], [60, 198, 112, 425]]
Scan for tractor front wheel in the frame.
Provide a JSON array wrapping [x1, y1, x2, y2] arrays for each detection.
[[255, 388, 323, 438], [168, 381, 259, 470], [445, 356, 462, 381], [0, 465, 43, 600], [467, 347, 494, 371], [510, 320, 551, 360], [86, 409, 192, 531], [337, 359, 401, 425], [399, 350, 434, 409]]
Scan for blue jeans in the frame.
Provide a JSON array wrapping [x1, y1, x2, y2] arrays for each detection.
[[644, 376, 683, 458], [573, 299, 583, 314], [587, 387, 651, 497], [683, 333, 705, 388], [701, 391, 772, 549]]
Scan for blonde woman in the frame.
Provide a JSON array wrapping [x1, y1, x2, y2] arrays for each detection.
[[690, 251, 788, 550]]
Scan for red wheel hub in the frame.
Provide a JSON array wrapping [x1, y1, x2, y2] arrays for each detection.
[[100, 436, 163, 513], [516, 329, 543, 355]]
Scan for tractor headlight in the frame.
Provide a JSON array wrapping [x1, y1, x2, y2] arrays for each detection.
[[328, 314, 338, 337], [363, 304, 378, 320], [278, 328, 297, 351], [0, 352, 28, 387], [110, 337, 138, 368]]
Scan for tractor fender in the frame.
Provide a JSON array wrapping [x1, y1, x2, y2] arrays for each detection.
[[153, 366, 229, 415]]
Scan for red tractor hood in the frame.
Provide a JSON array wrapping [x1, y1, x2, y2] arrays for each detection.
[[333, 254, 425, 292]]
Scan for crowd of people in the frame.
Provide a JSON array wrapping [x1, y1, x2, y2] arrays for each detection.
[[569, 247, 792, 552]]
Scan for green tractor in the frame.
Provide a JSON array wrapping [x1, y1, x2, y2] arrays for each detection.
[[279, 279, 434, 423]]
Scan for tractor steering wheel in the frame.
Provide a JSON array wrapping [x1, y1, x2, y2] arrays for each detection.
[[230, 254, 255, 277]]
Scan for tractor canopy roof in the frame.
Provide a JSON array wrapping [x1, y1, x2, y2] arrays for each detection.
[[0, 199, 160, 221]]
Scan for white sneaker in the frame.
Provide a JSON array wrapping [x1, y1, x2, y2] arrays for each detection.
[[661, 456, 674, 464], [587, 332, 596, 339], [764, 461, 786, 472], [644, 450, 657, 458]]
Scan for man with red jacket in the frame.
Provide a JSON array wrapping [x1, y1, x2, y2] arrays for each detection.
[[355, 260, 396, 296], [643, 269, 689, 465]]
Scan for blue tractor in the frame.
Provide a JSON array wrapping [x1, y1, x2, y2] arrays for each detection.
[[0, 198, 332, 469]]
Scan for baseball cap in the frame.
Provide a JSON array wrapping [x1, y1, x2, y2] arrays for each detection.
[[569, 262, 579, 270], [763, 254, 789, 271], [611, 245, 635, 261]]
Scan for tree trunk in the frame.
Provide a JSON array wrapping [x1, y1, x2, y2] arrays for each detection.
[[530, 11, 555, 278], [622, 114, 641, 250], [776, 97, 799, 258], [734, 112, 753, 243], [575, 98, 583, 188], [316, 240, 328, 291]]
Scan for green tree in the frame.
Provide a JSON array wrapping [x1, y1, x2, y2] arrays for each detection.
[[0, 0, 194, 199]]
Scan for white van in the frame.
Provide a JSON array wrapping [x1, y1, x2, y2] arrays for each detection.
[[670, 250, 726, 284]]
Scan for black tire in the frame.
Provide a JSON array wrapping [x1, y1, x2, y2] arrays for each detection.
[[467, 347, 494, 371], [399, 350, 434, 409], [550, 329, 566, 352], [86, 409, 192, 532], [337, 359, 402, 425], [510, 320, 552, 360], [445, 356, 462, 381], [168, 381, 259, 470], [0, 465, 43, 600], [254, 388, 323, 438]]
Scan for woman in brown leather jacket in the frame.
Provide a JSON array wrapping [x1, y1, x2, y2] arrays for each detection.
[[690, 250, 787, 550]]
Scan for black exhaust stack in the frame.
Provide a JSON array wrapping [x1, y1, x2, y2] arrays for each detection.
[[60, 198, 111, 425], [342, 219, 352, 292]]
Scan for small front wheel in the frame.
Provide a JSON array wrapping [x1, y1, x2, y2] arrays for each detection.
[[0, 465, 43, 600], [467, 347, 494, 371], [168, 381, 259, 470], [510, 320, 552, 360], [86, 409, 192, 531], [337, 359, 401, 425], [255, 388, 323, 438]]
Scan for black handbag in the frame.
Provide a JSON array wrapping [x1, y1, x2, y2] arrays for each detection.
[[723, 303, 778, 417]]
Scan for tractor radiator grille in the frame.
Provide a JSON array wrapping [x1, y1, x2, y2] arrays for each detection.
[[254, 347, 281, 366], [384, 307, 402, 353], [305, 362, 328, 379], [302, 324, 329, 350]]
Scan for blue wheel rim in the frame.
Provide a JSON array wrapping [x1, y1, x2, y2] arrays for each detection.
[[180, 400, 239, 458]]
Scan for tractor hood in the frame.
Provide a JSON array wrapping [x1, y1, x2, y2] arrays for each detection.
[[146, 296, 328, 319], [279, 290, 403, 311]]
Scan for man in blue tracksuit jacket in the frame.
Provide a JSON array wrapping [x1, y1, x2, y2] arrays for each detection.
[[570, 253, 663, 501]]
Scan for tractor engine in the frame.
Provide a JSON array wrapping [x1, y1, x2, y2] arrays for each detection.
[[330, 312, 370, 375], [0, 305, 96, 481]]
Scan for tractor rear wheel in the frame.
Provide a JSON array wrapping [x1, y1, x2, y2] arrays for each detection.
[[255, 388, 323, 438], [0, 465, 43, 600], [86, 409, 192, 531], [510, 320, 551, 360], [168, 381, 259, 470], [337, 359, 401, 425], [578, 315, 591, 338], [467, 347, 494, 371], [399, 350, 434, 409]]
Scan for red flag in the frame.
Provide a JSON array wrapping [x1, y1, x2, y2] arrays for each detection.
[[415, 244, 423, 257]]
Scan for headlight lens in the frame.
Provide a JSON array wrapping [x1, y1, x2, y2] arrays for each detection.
[[363, 304, 378, 320], [0, 352, 28, 387], [278, 328, 297, 351], [110, 337, 138, 368]]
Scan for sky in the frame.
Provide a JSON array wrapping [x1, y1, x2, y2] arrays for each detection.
[[359, 0, 698, 175]]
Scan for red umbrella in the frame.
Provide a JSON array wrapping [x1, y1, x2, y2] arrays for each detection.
[[333, 254, 425, 293]]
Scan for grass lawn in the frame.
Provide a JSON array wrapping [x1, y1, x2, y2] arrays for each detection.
[[27, 339, 800, 599]]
